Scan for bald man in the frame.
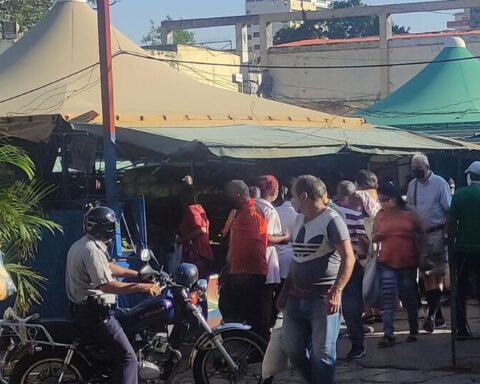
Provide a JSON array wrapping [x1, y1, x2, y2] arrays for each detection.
[[220, 180, 271, 340]]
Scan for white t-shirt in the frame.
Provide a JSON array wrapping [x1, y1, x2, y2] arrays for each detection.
[[256, 198, 282, 284], [276, 201, 298, 279]]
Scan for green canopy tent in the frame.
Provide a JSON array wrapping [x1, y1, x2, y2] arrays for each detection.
[[358, 37, 480, 140]]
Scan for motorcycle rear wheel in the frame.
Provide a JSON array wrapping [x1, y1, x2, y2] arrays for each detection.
[[192, 329, 273, 384], [9, 349, 91, 384]]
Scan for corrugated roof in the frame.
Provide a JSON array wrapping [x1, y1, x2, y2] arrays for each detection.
[[274, 29, 480, 48]]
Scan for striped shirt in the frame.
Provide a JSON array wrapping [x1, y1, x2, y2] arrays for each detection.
[[337, 206, 368, 261]]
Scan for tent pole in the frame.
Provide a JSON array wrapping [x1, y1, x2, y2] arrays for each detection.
[[97, 0, 117, 206]]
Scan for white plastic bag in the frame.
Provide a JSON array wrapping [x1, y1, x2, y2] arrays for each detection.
[[0, 252, 16, 302], [362, 244, 382, 308], [262, 316, 290, 378]]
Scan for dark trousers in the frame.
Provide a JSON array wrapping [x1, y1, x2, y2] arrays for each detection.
[[74, 307, 138, 384], [219, 273, 271, 341], [455, 252, 480, 332], [342, 263, 365, 349]]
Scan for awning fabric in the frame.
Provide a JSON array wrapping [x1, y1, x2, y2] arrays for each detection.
[[73, 122, 479, 159], [0, 0, 368, 142]]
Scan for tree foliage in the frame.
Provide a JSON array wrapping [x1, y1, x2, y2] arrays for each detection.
[[274, 0, 410, 45], [0, 142, 61, 315], [0, 0, 53, 32], [141, 17, 195, 46]]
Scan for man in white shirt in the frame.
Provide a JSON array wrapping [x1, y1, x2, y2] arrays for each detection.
[[255, 175, 290, 325], [276, 184, 298, 281], [407, 153, 451, 333]]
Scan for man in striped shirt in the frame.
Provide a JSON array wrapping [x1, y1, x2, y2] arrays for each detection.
[[335, 181, 370, 359], [282, 175, 355, 384]]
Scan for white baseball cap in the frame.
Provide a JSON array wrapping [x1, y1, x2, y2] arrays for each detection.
[[465, 161, 480, 175]]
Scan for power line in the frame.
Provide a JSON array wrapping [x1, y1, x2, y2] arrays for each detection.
[[123, 49, 480, 70]]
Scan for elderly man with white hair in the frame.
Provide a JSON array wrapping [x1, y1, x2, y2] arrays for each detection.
[[448, 161, 480, 339], [406, 153, 451, 334]]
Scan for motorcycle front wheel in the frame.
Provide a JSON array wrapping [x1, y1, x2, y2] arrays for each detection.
[[9, 350, 91, 384], [192, 329, 273, 384]]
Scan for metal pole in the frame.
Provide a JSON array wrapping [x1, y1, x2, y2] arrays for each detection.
[[97, 0, 121, 257], [97, 0, 117, 206], [449, 243, 457, 368]]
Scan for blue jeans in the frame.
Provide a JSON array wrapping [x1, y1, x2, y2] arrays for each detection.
[[342, 263, 364, 350], [378, 265, 419, 337], [283, 296, 341, 384]]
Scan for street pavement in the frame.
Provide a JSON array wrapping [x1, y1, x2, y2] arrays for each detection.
[[173, 301, 480, 383]]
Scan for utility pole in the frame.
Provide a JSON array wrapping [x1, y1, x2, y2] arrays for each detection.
[[97, 0, 118, 206], [97, 0, 121, 256]]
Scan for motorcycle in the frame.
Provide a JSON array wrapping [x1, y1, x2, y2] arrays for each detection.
[[0, 262, 270, 384]]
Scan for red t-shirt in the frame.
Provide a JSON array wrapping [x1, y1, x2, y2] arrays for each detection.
[[229, 198, 268, 275], [178, 204, 214, 262], [374, 207, 422, 269]]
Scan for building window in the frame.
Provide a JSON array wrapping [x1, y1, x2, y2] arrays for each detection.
[[248, 35, 252, 40], [253, 32, 260, 37], [254, 44, 261, 50]]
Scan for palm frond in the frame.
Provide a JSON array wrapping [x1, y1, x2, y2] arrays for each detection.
[[0, 181, 61, 261], [5, 263, 47, 316], [0, 142, 35, 180]]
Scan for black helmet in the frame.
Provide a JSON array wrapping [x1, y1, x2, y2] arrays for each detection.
[[84, 206, 117, 240], [174, 263, 199, 287]]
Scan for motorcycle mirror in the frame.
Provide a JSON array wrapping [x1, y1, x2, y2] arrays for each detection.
[[138, 264, 157, 282], [139, 248, 153, 262], [196, 279, 208, 292]]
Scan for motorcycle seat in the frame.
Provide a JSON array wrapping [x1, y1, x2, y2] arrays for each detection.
[[37, 319, 97, 346]]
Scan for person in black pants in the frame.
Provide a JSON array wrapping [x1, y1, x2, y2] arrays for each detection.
[[66, 207, 160, 384], [449, 161, 480, 339]]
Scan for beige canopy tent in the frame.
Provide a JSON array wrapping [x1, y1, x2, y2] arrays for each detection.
[[0, 0, 477, 158]]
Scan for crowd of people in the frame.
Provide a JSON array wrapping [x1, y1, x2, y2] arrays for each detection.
[[174, 154, 480, 384]]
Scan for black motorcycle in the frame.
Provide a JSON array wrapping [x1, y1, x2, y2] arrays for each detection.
[[0, 263, 270, 384]]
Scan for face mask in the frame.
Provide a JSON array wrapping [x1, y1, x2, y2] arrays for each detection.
[[413, 169, 426, 179], [291, 196, 301, 212]]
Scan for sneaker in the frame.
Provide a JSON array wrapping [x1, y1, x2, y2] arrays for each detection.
[[423, 318, 434, 334], [406, 332, 418, 342], [435, 318, 447, 329], [378, 335, 395, 348], [347, 346, 366, 359]]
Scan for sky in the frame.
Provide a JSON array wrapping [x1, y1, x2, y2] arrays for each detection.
[[109, 0, 461, 46]]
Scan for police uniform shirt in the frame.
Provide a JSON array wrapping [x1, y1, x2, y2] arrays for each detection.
[[66, 234, 115, 304]]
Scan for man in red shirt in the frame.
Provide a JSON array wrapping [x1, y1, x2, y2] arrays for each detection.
[[219, 180, 270, 340]]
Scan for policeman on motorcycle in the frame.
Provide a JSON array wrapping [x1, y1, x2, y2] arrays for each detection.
[[65, 206, 161, 384]]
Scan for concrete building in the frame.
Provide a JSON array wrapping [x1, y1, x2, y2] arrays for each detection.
[[266, 29, 480, 114], [448, 8, 480, 30], [245, 0, 329, 63], [143, 44, 242, 92]]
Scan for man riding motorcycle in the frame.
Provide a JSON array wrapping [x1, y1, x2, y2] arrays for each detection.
[[65, 206, 161, 384]]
